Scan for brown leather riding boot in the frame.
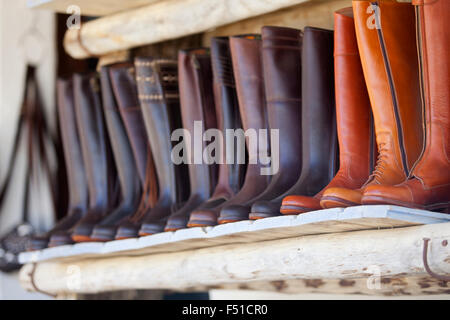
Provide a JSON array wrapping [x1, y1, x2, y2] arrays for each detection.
[[71, 73, 117, 242], [216, 27, 303, 221], [136, 58, 190, 236], [164, 48, 218, 231], [320, 0, 423, 207], [362, 0, 450, 212], [187, 37, 246, 227], [252, 26, 337, 219], [281, 9, 374, 213], [28, 78, 89, 250], [110, 63, 158, 240], [89, 64, 142, 241], [217, 34, 271, 224]]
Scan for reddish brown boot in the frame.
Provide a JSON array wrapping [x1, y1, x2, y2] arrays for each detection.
[[362, 0, 450, 212], [319, 0, 423, 208]]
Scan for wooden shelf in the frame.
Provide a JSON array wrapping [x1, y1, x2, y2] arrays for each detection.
[[19, 206, 450, 297], [29, 0, 354, 59], [27, 0, 164, 16]]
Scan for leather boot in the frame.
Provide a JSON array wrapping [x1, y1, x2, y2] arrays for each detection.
[[282, 10, 374, 214], [187, 37, 246, 227], [112, 63, 159, 240], [164, 48, 218, 231], [362, 0, 450, 212], [71, 73, 115, 242], [217, 34, 271, 224], [212, 27, 303, 222], [89, 64, 142, 241], [321, 0, 423, 207], [250, 26, 337, 219], [136, 57, 190, 235], [28, 78, 89, 250]]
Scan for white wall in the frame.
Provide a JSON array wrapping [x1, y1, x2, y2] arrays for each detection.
[[0, 0, 56, 300]]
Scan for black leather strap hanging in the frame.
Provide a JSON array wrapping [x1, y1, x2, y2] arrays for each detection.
[[0, 65, 60, 272]]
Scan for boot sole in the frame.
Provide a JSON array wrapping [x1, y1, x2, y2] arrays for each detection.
[[280, 205, 320, 215], [362, 195, 450, 213], [320, 196, 360, 208]]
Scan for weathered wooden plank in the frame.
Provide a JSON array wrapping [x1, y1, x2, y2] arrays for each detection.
[[27, 0, 164, 16], [19, 206, 450, 264], [62, 0, 314, 59], [203, 0, 352, 45], [19, 222, 450, 295]]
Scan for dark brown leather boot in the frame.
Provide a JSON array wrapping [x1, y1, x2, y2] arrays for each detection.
[[252, 26, 337, 219], [217, 34, 271, 224], [112, 63, 159, 240], [323, 0, 423, 206], [216, 26, 303, 221], [187, 37, 246, 227], [136, 57, 190, 236], [71, 73, 115, 242], [283, 10, 374, 214], [89, 64, 142, 241], [362, 0, 450, 212], [164, 48, 218, 231], [28, 78, 89, 250]]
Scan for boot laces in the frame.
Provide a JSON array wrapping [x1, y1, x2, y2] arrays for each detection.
[[368, 142, 388, 183]]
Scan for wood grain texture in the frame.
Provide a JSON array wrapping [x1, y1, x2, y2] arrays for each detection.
[[203, 0, 352, 45], [19, 222, 450, 296], [19, 206, 450, 264], [27, 0, 164, 16], [63, 0, 314, 59]]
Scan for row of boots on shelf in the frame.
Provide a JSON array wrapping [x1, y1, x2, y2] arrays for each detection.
[[29, 0, 449, 250]]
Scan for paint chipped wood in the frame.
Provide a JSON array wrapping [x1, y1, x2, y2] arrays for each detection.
[[19, 221, 450, 296]]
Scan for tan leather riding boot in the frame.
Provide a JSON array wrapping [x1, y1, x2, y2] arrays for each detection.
[[321, 0, 423, 207], [362, 0, 450, 212]]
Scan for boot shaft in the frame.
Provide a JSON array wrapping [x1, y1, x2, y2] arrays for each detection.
[[230, 34, 270, 186], [56, 78, 88, 211], [100, 64, 141, 208], [108, 63, 150, 188], [210, 37, 245, 199], [135, 57, 190, 204], [178, 48, 217, 197], [260, 26, 303, 188], [353, 0, 423, 185], [334, 9, 374, 184], [73, 73, 111, 212], [412, 0, 450, 185]]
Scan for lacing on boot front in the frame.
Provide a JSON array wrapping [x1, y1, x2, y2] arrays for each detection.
[[365, 142, 388, 185]]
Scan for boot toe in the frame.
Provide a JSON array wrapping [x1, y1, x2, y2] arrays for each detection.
[[218, 205, 251, 224], [249, 201, 281, 220], [165, 216, 189, 231], [320, 187, 363, 208], [362, 184, 414, 207], [139, 221, 166, 236], [188, 209, 218, 227], [90, 225, 117, 242], [115, 222, 140, 240], [280, 195, 321, 215], [27, 236, 49, 251], [48, 231, 74, 248]]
